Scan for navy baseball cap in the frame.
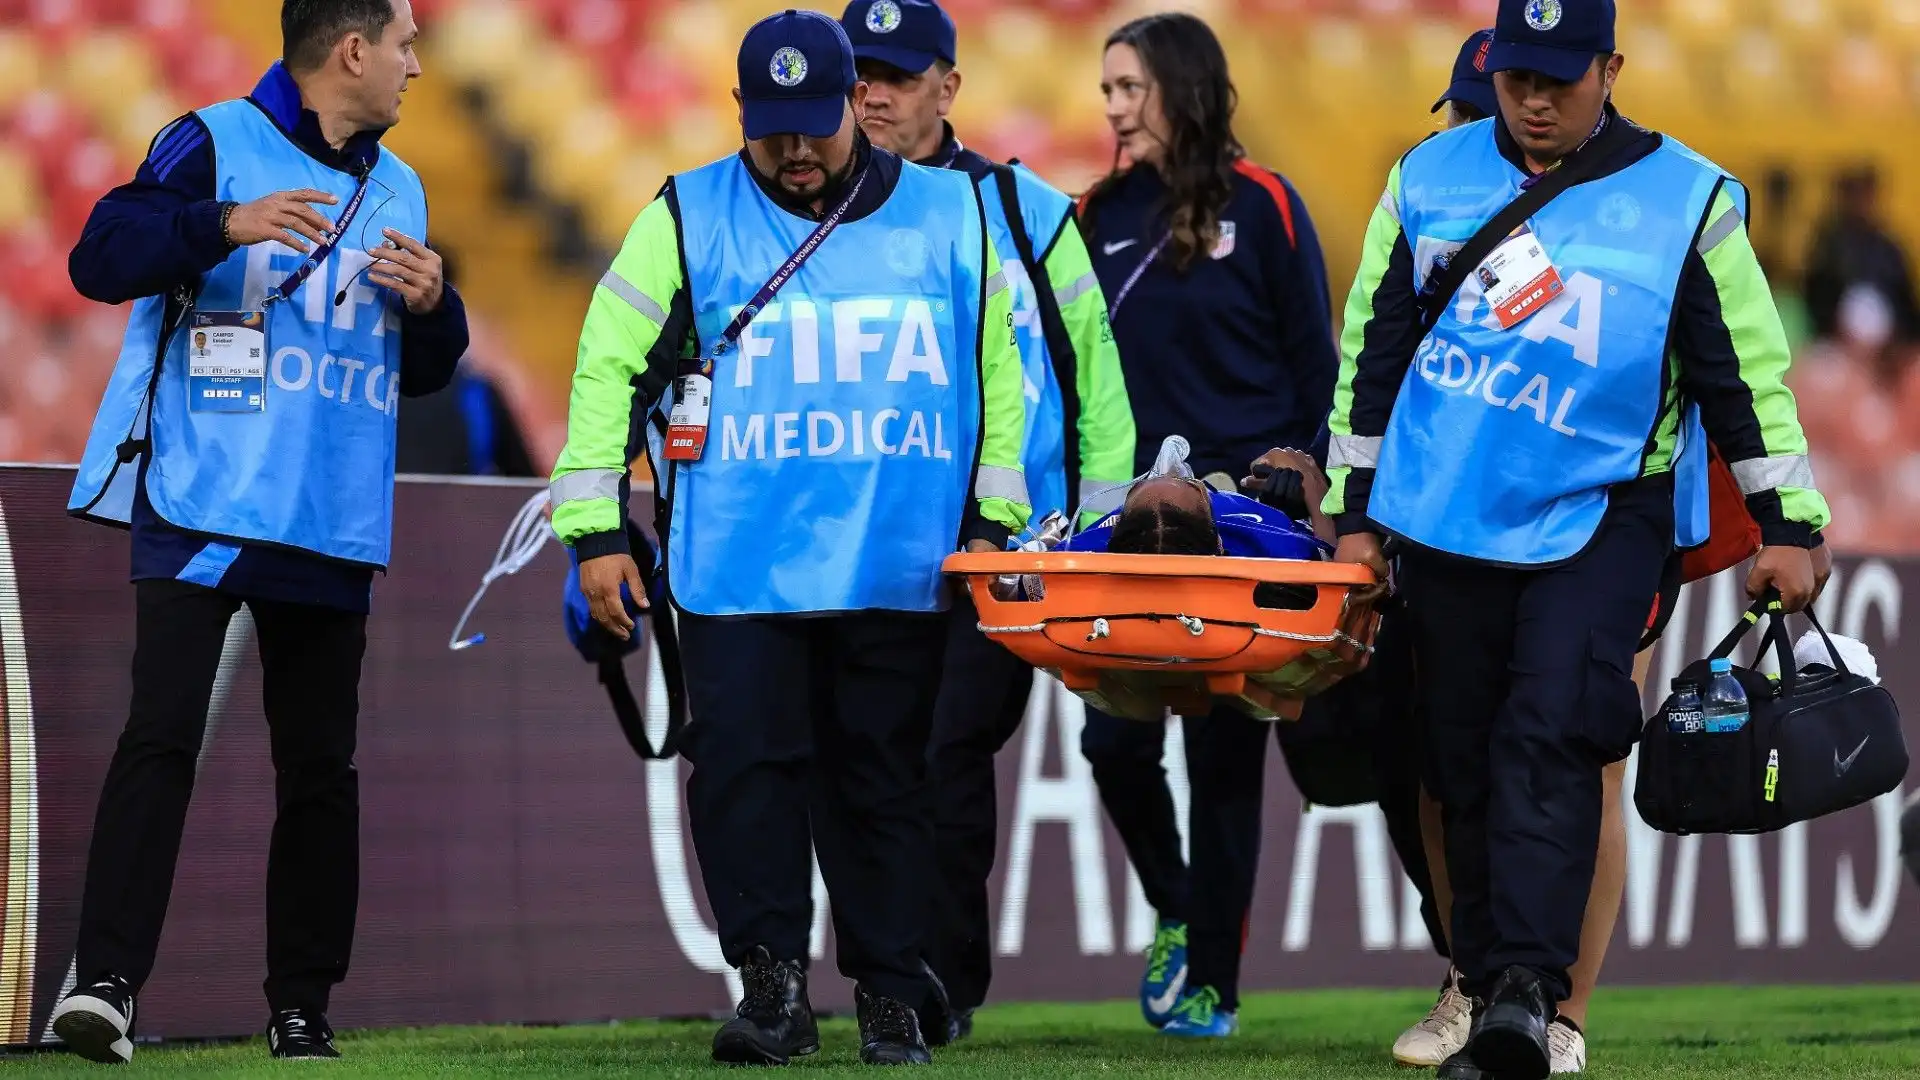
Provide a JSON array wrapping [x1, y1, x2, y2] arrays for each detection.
[[1432, 28, 1497, 117], [738, 9, 859, 140], [840, 0, 956, 74], [1486, 0, 1615, 84]]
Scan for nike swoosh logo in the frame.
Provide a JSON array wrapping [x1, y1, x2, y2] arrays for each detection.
[[1835, 736, 1869, 776], [1104, 239, 1139, 255], [1146, 965, 1188, 1016]]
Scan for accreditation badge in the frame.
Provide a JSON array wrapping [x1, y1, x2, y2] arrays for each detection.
[[1477, 225, 1566, 330], [664, 359, 714, 462], [187, 310, 267, 413]]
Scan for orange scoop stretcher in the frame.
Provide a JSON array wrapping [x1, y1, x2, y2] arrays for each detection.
[[942, 552, 1384, 723]]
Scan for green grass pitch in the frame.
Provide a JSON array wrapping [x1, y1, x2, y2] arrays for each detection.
[[6, 985, 1918, 1077]]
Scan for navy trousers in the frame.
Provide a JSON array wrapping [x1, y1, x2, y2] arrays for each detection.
[[1399, 475, 1671, 1002], [922, 591, 1035, 1012], [1080, 705, 1272, 1012], [678, 610, 946, 1007], [1080, 603, 1446, 1011]]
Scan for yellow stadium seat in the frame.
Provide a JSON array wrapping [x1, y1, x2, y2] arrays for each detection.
[[1722, 28, 1804, 112], [532, 101, 628, 204], [0, 31, 44, 115], [437, 1, 540, 85], [586, 149, 671, 247], [666, 102, 735, 168], [497, 43, 600, 142], [0, 148, 45, 235], [1403, 19, 1474, 95], [1657, 0, 1736, 50], [980, 7, 1062, 108], [655, 1, 743, 103], [112, 90, 185, 166], [59, 31, 160, 124], [1828, 35, 1906, 111]]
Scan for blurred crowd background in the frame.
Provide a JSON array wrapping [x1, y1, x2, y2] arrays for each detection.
[[4, 0, 1920, 548]]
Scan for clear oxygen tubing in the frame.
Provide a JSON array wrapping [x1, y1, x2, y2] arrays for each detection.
[[449, 487, 556, 650]]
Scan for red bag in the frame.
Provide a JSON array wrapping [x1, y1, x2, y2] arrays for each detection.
[[1678, 442, 1762, 585]]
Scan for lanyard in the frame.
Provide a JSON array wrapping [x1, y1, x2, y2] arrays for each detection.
[[1108, 232, 1171, 316], [264, 172, 375, 307], [709, 168, 868, 359], [1520, 110, 1610, 191]]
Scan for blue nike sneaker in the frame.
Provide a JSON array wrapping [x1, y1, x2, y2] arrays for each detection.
[[1159, 986, 1237, 1038], [1139, 918, 1189, 1028]]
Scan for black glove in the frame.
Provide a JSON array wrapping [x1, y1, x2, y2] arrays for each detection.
[[1246, 461, 1310, 521]]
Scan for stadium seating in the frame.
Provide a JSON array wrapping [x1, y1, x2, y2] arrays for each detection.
[[0, 0, 559, 471], [5, 0, 1919, 548], [411, 0, 1920, 551], [0, 0, 245, 466]]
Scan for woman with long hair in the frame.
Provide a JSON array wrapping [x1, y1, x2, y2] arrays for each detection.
[[1072, 11, 1339, 1039]]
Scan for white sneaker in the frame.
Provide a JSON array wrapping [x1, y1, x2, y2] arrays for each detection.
[[1392, 968, 1472, 1067], [1549, 1017, 1587, 1073]]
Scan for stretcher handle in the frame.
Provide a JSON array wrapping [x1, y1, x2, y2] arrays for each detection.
[[942, 552, 1378, 585]]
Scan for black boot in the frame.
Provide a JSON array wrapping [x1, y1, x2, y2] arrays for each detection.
[[856, 984, 932, 1065], [712, 946, 820, 1066], [1465, 966, 1553, 1080], [918, 960, 955, 1050]]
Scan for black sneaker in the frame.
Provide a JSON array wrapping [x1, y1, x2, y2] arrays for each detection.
[[712, 946, 819, 1066], [51, 975, 137, 1064], [1465, 967, 1552, 1080], [856, 984, 931, 1066], [948, 1008, 974, 1044], [268, 1009, 340, 1059], [1436, 1046, 1495, 1080]]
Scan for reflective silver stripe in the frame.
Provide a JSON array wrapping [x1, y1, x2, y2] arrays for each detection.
[[1078, 478, 1126, 520], [975, 464, 1029, 504], [1328, 435, 1382, 470], [1696, 205, 1743, 255], [985, 269, 1008, 300], [1731, 454, 1815, 494], [1053, 271, 1099, 308], [598, 269, 669, 325], [550, 468, 623, 507], [1378, 189, 1399, 224]]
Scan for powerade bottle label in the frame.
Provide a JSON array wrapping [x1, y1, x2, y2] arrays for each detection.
[[1667, 682, 1704, 734]]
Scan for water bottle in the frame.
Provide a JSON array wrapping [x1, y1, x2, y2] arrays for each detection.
[[1701, 657, 1750, 733], [1665, 679, 1704, 734]]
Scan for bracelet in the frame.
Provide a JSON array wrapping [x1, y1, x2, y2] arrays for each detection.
[[219, 202, 238, 248]]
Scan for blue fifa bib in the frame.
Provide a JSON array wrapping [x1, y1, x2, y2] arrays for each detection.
[[1373, 123, 1725, 565], [69, 99, 428, 568], [978, 164, 1074, 522], [665, 156, 990, 616]]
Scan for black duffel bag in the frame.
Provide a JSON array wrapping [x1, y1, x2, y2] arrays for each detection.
[[1634, 594, 1906, 836]]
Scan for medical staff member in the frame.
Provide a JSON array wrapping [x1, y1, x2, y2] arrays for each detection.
[[1327, 2, 1828, 1077], [838, 0, 1136, 1039], [52, 0, 463, 1065], [1075, 11, 1340, 1038], [550, 10, 1028, 1068], [1392, 29, 1616, 1075]]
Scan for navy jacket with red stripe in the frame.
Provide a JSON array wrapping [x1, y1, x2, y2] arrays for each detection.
[[1078, 159, 1337, 480]]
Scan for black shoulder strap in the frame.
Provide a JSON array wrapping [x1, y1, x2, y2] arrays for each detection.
[[992, 161, 1082, 507], [1417, 130, 1658, 330], [602, 597, 687, 761]]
